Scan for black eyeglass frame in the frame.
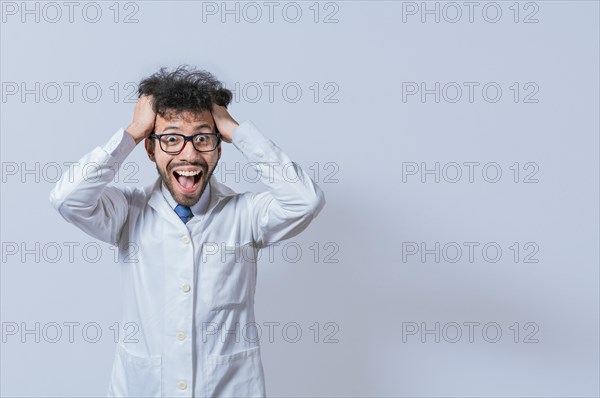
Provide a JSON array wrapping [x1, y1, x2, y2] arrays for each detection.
[[149, 131, 222, 154]]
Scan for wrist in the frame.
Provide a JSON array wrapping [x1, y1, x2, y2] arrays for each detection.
[[219, 120, 239, 143], [126, 123, 152, 144]]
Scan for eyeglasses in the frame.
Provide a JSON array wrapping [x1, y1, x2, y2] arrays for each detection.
[[149, 132, 221, 154]]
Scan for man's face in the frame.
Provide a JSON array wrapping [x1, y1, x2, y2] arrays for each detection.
[[145, 109, 221, 207]]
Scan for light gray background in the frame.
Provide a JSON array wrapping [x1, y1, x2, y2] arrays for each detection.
[[1, 1, 598, 397]]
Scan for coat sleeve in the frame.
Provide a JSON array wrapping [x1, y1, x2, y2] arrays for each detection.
[[48, 128, 137, 245], [232, 121, 326, 249]]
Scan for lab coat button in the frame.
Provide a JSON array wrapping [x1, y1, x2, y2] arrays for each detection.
[[182, 236, 190, 244], [178, 381, 187, 390], [177, 331, 185, 341], [180, 283, 191, 293]]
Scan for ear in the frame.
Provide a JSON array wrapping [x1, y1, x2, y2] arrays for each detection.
[[145, 138, 156, 162]]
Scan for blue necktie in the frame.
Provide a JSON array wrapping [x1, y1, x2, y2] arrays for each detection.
[[174, 204, 193, 224]]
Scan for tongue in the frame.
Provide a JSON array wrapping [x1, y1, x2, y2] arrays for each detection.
[[178, 175, 195, 189]]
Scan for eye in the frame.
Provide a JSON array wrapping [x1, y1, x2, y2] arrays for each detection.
[[161, 135, 181, 145], [194, 135, 208, 143]]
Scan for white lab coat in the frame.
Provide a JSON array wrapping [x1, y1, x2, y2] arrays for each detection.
[[49, 120, 326, 397]]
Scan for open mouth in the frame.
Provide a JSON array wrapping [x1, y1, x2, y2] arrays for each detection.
[[172, 169, 203, 194]]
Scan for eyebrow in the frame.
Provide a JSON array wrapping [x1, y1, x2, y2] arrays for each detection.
[[161, 124, 213, 133]]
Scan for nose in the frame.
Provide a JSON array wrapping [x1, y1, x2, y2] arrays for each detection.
[[177, 138, 199, 161]]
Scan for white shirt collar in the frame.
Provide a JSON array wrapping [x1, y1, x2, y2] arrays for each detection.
[[161, 179, 211, 218]]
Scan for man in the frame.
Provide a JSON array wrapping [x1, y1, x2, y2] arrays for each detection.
[[49, 65, 326, 397]]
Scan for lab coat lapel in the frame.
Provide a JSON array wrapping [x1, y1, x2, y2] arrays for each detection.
[[146, 177, 182, 226], [202, 174, 238, 225]]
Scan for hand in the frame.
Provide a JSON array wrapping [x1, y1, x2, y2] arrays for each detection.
[[126, 95, 157, 144], [211, 103, 239, 143]]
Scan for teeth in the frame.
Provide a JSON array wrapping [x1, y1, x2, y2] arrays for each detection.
[[175, 170, 201, 177]]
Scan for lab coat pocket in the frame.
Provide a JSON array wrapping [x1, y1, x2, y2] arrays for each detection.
[[108, 344, 162, 397], [201, 243, 256, 310], [205, 346, 266, 398]]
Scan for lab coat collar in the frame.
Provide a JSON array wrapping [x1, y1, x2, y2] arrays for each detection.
[[146, 174, 237, 226], [160, 180, 211, 218]]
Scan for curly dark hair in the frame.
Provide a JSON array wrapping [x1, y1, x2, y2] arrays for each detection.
[[137, 65, 232, 119]]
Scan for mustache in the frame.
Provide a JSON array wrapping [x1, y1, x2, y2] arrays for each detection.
[[168, 162, 208, 172]]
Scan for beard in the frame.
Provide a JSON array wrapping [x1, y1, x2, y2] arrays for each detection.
[[156, 161, 217, 207]]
